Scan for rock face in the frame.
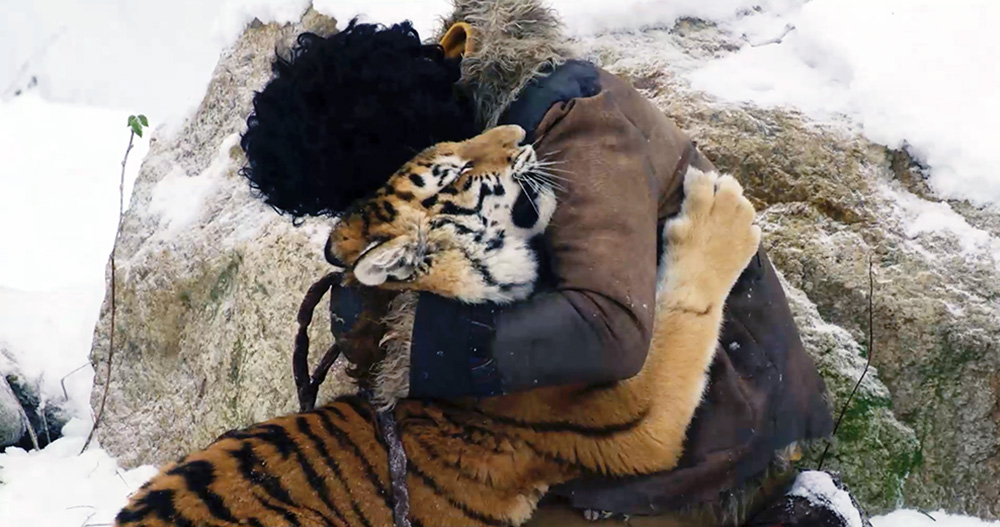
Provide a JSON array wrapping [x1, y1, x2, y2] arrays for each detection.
[[88, 11, 352, 468], [92, 9, 999, 520]]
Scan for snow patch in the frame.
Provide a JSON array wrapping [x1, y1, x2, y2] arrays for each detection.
[[147, 133, 242, 236], [311, 0, 451, 40], [689, 0, 1000, 208], [789, 471, 863, 527], [551, 0, 803, 37], [0, 419, 157, 527], [148, 165, 218, 232], [0, 286, 101, 419], [882, 184, 1000, 267], [0, 1, 223, 126], [213, 0, 312, 46], [873, 510, 1000, 527]]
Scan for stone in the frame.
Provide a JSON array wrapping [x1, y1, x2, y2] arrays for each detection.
[[1, 349, 68, 450], [0, 375, 26, 448]]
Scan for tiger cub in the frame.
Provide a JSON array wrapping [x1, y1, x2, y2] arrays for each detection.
[[115, 125, 761, 527]]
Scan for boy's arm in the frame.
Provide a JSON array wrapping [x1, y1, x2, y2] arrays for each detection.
[[405, 92, 671, 398]]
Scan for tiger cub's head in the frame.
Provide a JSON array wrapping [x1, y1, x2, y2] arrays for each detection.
[[325, 125, 557, 304]]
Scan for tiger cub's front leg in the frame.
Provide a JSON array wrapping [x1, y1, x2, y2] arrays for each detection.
[[465, 168, 763, 480], [637, 168, 762, 470]]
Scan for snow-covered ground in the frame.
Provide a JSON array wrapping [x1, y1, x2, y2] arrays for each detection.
[[1, 1, 998, 526]]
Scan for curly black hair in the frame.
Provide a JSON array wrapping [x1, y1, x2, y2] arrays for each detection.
[[240, 20, 480, 218]]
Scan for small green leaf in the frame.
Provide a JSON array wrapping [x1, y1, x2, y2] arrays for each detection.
[[127, 114, 148, 137]]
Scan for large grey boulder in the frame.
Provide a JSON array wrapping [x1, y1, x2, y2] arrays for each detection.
[[92, 8, 999, 520]]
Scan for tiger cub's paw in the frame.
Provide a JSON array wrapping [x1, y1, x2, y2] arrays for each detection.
[[662, 168, 761, 311]]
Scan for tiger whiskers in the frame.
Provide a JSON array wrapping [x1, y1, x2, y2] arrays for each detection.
[[532, 160, 571, 175], [515, 177, 542, 215], [529, 167, 569, 180], [522, 169, 567, 192]]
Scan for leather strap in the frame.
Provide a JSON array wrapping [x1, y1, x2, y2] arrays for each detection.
[[365, 390, 412, 527]]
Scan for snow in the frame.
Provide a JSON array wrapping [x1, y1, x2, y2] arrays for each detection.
[[1, 1, 225, 127], [788, 472, 1000, 527], [1, 1, 999, 526], [874, 510, 1000, 527], [689, 0, 1000, 209], [146, 136, 242, 235], [0, 287, 102, 419], [214, 0, 313, 48], [884, 184, 1000, 265], [312, 0, 451, 40], [0, 419, 157, 527], [552, 0, 796, 37]]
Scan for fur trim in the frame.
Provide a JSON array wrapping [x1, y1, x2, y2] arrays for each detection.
[[371, 291, 419, 410], [436, 0, 574, 128]]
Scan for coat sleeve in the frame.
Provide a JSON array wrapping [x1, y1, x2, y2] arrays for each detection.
[[408, 90, 668, 398]]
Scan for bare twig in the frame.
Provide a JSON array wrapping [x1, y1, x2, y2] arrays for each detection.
[[115, 468, 128, 487], [60, 363, 91, 401], [748, 24, 796, 47], [40, 400, 51, 445], [81, 129, 135, 454], [15, 400, 40, 451], [78, 511, 97, 527], [818, 255, 876, 470]]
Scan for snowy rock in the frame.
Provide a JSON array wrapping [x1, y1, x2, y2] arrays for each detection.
[[0, 375, 26, 448], [751, 470, 870, 527], [87, 10, 353, 468], [577, 19, 1000, 518], [1, 349, 69, 450], [788, 471, 866, 527]]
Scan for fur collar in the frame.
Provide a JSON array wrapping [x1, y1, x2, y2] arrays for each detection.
[[435, 0, 574, 128]]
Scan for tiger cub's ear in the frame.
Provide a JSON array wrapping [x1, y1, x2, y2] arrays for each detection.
[[353, 236, 419, 286]]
